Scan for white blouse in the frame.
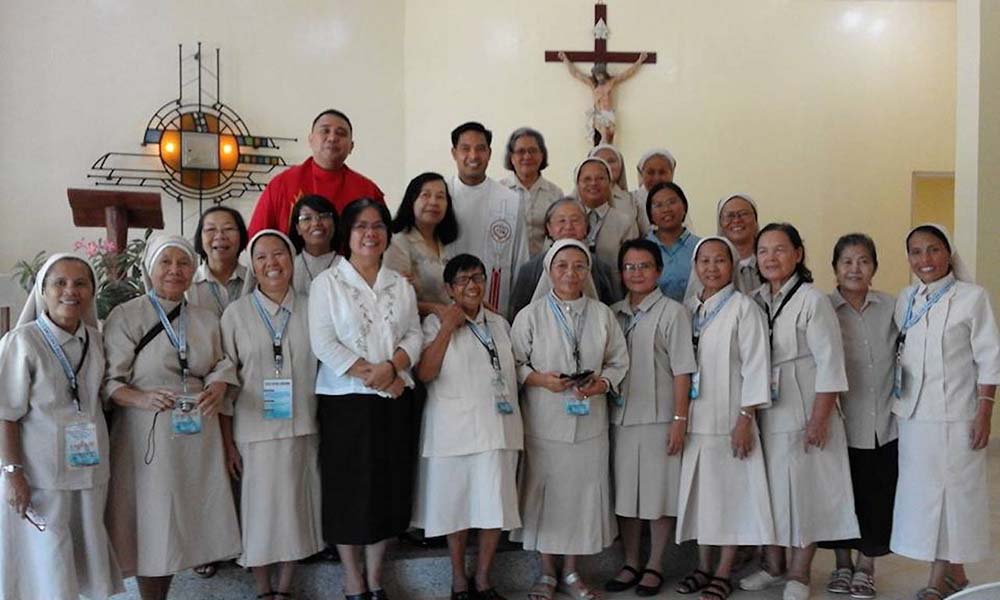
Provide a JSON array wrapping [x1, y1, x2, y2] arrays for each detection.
[[611, 288, 697, 426], [753, 276, 848, 434], [892, 273, 1000, 422], [308, 257, 422, 397], [419, 308, 523, 457], [221, 289, 319, 445], [500, 175, 565, 257], [685, 286, 771, 435], [511, 295, 629, 443]]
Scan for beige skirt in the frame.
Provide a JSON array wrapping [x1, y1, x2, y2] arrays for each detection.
[[0, 482, 123, 600], [612, 423, 682, 519], [106, 407, 242, 577], [676, 433, 776, 546], [410, 449, 521, 537], [891, 419, 991, 563], [238, 435, 323, 567], [512, 434, 617, 555], [762, 420, 860, 547]]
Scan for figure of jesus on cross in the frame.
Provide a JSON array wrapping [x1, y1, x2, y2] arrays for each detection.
[[546, 2, 656, 145]]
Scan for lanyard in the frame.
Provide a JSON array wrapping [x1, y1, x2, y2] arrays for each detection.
[[467, 318, 502, 375], [251, 290, 292, 375], [208, 281, 226, 314], [897, 280, 955, 347], [35, 318, 90, 412], [301, 253, 335, 283], [766, 278, 805, 347], [147, 291, 188, 379], [693, 289, 736, 355], [547, 293, 587, 371], [585, 208, 607, 251]]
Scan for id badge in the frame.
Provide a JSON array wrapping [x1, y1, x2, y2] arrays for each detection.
[[64, 419, 100, 468], [263, 378, 294, 420], [492, 375, 514, 414], [892, 356, 903, 399], [689, 372, 701, 400], [172, 393, 202, 436], [770, 367, 780, 403], [565, 395, 591, 416]]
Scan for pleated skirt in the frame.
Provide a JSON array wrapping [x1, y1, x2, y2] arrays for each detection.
[[237, 435, 324, 567], [675, 433, 776, 546], [512, 434, 617, 555], [318, 391, 419, 545], [761, 420, 860, 548], [0, 483, 123, 600], [411, 449, 521, 537], [891, 420, 990, 563], [612, 422, 683, 519]]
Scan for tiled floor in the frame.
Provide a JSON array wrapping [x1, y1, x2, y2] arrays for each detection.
[[504, 441, 1000, 600]]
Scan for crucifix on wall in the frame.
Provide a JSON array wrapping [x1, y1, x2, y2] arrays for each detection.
[[545, 2, 656, 145]]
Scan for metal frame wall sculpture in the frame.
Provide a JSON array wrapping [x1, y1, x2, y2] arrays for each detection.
[[89, 43, 294, 233]]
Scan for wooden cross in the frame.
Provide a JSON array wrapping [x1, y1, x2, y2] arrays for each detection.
[[544, 3, 657, 66]]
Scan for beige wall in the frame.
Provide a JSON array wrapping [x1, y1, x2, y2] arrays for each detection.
[[404, 0, 956, 293], [0, 0, 957, 298], [0, 0, 405, 265], [911, 173, 955, 233]]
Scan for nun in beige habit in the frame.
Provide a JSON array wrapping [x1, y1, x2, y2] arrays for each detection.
[[741, 222, 858, 600], [674, 236, 775, 600], [103, 234, 240, 600], [0, 253, 123, 600], [890, 224, 1000, 600], [604, 238, 696, 597], [510, 239, 629, 600], [220, 229, 323, 598]]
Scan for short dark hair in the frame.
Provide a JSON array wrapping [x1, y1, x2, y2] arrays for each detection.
[[390, 172, 459, 245], [338, 198, 392, 259], [618, 238, 663, 275], [503, 127, 549, 172], [443, 254, 486, 285], [906, 225, 951, 253], [193, 206, 249, 261], [756, 222, 813, 283], [288, 195, 338, 255], [312, 109, 353, 133], [646, 181, 689, 223], [832, 233, 879, 273], [451, 121, 492, 148]]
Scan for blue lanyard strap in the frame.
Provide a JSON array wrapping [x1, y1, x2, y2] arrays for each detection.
[[251, 290, 292, 373], [35, 318, 89, 412], [693, 289, 736, 353], [547, 293, 586, 371], [899, 281, 955, 342], [467, 318, 502, 374], [208, 281, 226, 313], [147, 291, 188, 373]]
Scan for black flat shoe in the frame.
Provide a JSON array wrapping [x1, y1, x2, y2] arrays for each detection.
[[635, 568, 664, 597], [474, 584, 507, 600], [369, 590, 389, 600], [344, 594, 368, 600], [604, 565, 641, 592], [450, 591, 474, 600]]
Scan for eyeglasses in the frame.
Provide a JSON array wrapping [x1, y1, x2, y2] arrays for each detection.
[[351, 222, 387, 232], [451, 273, 487, 286], [513, 148, 540, 157], [622, 262, 655, 272], [720, 210, 755, 224], [651, 198, 683, 211], [298, 212, 335, 223]]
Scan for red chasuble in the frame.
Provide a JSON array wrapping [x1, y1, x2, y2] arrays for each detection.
[[248, 157, 385, 237]]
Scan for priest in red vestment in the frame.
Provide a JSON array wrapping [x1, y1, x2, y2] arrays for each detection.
[[248, 109, 385, 236]]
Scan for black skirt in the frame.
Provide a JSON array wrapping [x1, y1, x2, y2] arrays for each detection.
[[818, 440, 898, 556], [318, 390, 421, 545]]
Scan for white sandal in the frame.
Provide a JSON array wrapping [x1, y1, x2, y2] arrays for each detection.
[[562, 571, 599, 600]]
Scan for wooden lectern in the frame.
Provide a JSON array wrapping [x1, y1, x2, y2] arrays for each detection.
[[67, 189, 164, 255]]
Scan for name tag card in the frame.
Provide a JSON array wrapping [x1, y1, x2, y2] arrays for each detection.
[[64, 419, 99, 468], [689, 372, 701, 400], [565, 395, 591, 416], [770, 367, 781, 403], [172, 393, 202, 436], [263, 378, 293, 420]]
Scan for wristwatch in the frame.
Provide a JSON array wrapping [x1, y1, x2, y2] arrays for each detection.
[[1, 464, 24, 475]]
